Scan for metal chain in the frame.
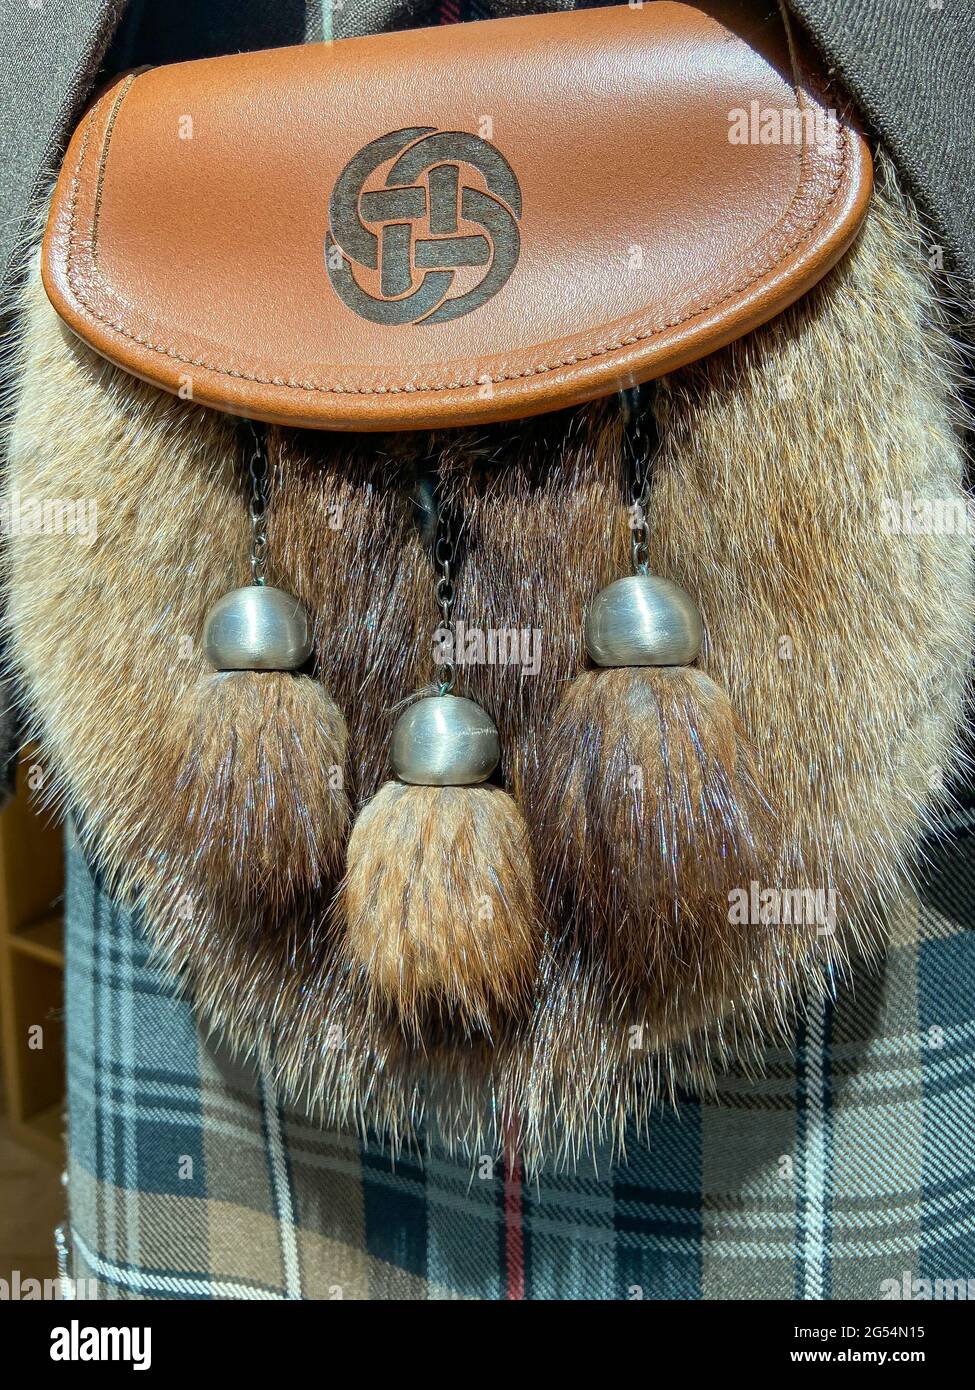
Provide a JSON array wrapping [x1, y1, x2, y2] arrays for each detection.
[[247, 423, 269, 586], [434, 492, 456, 695], [622, 387, 652, 575]]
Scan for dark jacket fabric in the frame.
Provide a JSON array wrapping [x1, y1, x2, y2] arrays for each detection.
[[0, 0, 126, 306], [791, 0, 975, 299]]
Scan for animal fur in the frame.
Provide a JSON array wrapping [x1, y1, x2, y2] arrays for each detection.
[[3, 153, 971, 1165], [174, 672, 349, 916], [268, 425, 434, 804], [436, 402, 629, 801], [533, 666, 770, 1003], [513, 155, 974, 1155], [341, 781, 538, 1037], [0, 278, 351, 922]]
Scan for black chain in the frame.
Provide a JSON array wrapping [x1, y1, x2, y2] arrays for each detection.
[[434, 493, 456, 694], [621, 387, 652, 575], [247, 422, 269, 586]]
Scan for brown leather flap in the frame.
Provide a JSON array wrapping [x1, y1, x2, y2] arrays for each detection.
[[42, 2, 871, 431]]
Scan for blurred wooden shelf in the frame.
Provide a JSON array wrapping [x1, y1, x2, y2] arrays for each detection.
[[7, 1101, 65, 1164], [0, 751, 66, 1167], [10, 912, 64, 968]]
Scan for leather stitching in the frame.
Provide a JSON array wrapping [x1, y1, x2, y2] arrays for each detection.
[[90, 74, 136, 267], [64, 60, 852, 399]]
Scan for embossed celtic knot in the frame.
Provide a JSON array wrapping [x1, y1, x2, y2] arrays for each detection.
[[325, 127, 522, 326]]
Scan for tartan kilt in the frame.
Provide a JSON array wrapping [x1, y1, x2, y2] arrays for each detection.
[[63, 817, 975, 1300]]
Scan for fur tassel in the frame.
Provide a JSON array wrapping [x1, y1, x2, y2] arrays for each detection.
[[175, 671, 349, 916], [340, 781, 538, 1036], [534, 665, 769, 1006]]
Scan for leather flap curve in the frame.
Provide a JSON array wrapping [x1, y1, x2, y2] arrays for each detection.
[[41, 1, 872, 431]]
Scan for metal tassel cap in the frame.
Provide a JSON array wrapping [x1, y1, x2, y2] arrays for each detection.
[[391, 694, 500, 786], [203, 585, 314, 671], [585, 575, 703, 667]]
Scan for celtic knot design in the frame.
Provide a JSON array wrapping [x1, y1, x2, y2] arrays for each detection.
[[325, 128, 522, 326]]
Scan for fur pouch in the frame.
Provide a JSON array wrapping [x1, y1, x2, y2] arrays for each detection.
[[4, 155, 971, 1165]]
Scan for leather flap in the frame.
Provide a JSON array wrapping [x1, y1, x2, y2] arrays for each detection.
[[42, 1, 872, 431]]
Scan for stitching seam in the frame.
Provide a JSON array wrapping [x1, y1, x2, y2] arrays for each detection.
[[91, 74, 136, 265]]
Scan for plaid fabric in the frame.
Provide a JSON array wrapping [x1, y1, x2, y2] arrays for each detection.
[[63, 819, 975, 1301]]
